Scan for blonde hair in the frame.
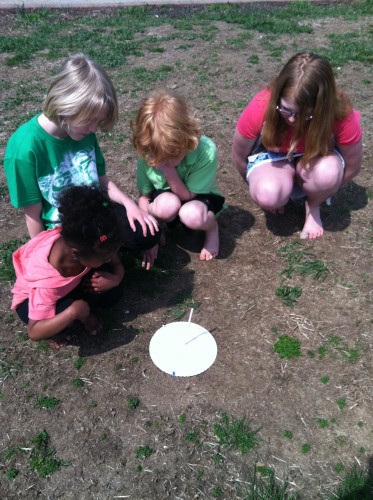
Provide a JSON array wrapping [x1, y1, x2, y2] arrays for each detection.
[[262, 51, 352, 167], [132, 89, 201, 166], [43, 53, 118, 131]]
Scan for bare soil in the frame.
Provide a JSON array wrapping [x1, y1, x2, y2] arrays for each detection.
[[0, 6, 372, 499]]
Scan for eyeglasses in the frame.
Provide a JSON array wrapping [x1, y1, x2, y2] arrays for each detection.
[[276, 106, 313, 121]]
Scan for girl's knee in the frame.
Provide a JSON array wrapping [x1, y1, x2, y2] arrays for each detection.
[[250, 180, 290, 209]]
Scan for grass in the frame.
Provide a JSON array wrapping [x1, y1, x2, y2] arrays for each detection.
[[0, 238, 28, 282], [35, 396, 60, 410], [214, 412, 260, 454], [29, 430, 70, 477], [328, 465, 373, 499], [273, 335, 301, 359]]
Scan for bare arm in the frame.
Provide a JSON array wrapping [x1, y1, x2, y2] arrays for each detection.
[[155, 165, 195, 202], [232, 129, 257, 180], [24, 203, 44, 238], [28, 300, 91, 341], [338, 138, 363, 185], [85, 254, 125, 294], [99, 175, 158, 236]]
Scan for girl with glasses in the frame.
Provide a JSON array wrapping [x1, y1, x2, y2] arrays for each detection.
[[232, 51, 362, 239]]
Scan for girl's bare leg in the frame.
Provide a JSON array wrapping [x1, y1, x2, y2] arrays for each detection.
[[298, 153, 343, 239]]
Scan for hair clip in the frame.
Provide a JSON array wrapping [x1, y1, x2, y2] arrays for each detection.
[[99, 234, 108, 243]]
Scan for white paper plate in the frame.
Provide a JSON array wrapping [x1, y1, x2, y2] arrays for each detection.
[[149, 322, 217, 377]]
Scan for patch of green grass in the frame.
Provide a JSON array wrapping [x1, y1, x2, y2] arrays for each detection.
[[0, 359, 23, 383], [0, 238, 28, 282], [178, 414, 186, 425], [320, 376, 330, 384], [127, 396, 139, 409], [131, 356, 139, 364], [214, 412, 260, 454], [273, 335, 301, 359], [336, 398, 347, 410], [256, 465, 274, 477], [278, 241, 329, 281], [36, 341, 50, 351], [29, 430, 70, 477], [72, 378, 84, 388], [283, 430, 293, 439], [301, 443, 311, 454], [335, 463, 345, 474], [239, 466, 296, 499], [35, 396, 60, 410], [73, 357, 86, 370], [212, 486, 224, 497], [6, 468, 19, 480], [317, 418, 329, 429], [136, 445, 154, 459], [185, 431, 200, 444], [166, 292, 201, 320], [328, 465, 373, 499], [275, 285, 302, 306]]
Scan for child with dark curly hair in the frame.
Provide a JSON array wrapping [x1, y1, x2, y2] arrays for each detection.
[[11, 185, 125, 348]]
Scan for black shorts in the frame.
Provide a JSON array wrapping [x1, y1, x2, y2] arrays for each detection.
[[151, 190, 225, 215]]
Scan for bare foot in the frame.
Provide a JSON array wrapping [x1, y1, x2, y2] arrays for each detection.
[[46, 338, 62, 349], [300, 202, 323, 239], [83, 314, 102, 336], [200, 223, 219, 261], [45, 333, 72, 349]]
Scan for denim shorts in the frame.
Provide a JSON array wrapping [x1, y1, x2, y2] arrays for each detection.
[[246, 149, 345, 200]]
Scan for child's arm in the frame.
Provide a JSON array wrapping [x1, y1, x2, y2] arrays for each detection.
[[155, 164, 195, 201], [28, 300, 91, 341], [83, 254, 125, 294], [99, 175, 158, 236], [24, 203, 44, 238], [232, 130, 257, 180], [138, 194, 153, 211]]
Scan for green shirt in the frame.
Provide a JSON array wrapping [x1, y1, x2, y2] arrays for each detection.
[[137, 135, 223, 198], [4, 114, 105, 229]]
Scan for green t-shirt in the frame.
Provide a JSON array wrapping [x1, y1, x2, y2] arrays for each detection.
[[4, 114, 106, 229], [136, 135, 223, 198]]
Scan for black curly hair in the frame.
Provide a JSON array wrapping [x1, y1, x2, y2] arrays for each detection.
[[58, 185, 123, 257]]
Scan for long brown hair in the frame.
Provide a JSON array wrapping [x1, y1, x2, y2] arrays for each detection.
[[262, 51, 352, 167]]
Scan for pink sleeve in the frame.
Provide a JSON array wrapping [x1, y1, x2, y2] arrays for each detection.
[[28, 288, 60, 320], [333, 109, 362, 146], [236, 89, 270, 139]]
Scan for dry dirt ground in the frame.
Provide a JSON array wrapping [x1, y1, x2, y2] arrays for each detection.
[[0, 5, 372, 499]]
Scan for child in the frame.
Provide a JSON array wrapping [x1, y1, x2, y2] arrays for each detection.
[[11, 185, 125, 349], [232, 51, 362, 239], [4, 52, 159, 251], [132, 89, 225, 269]]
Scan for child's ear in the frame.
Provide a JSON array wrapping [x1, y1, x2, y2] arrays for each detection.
[[71, 249, 79, 263]]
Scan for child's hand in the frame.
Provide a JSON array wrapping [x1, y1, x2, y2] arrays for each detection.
[[124, 197, 159, 237], [84, 271, 121, 294], [141, 244, 158, 270]]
